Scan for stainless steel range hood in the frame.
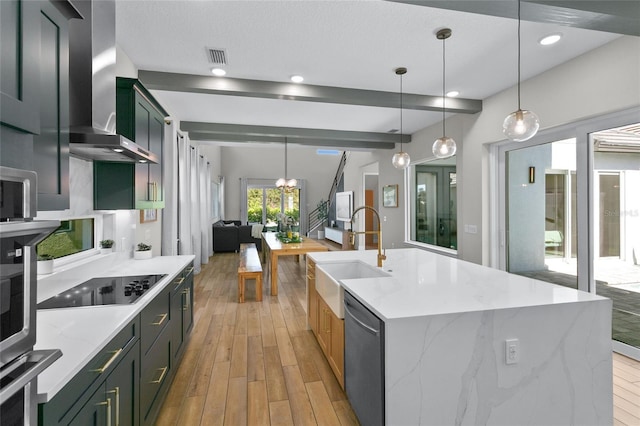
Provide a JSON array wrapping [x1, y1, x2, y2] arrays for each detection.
[[68, 0, 157, 164]]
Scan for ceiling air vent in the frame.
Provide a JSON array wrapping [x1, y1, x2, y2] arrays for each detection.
[[207, 47, 227, 65]]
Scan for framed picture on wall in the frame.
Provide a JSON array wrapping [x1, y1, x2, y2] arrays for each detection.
[[140, 209, 157, 223], [382, 184, 398, 208]]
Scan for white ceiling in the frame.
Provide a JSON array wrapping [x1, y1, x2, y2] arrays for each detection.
[[115, 0, 621, 149]]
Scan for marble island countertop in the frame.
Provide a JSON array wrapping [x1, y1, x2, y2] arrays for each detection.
[[308, 248, 606, 321], [308, 248, 613, 425], [34, 253, 195, 402]]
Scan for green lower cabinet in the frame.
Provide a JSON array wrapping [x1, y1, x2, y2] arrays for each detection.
[[67, 382, 107, 426], [171, 263, 194, 361], [39, 318, 139, 426], [68, 341, 139, 426], [140, 326, 172, 426]]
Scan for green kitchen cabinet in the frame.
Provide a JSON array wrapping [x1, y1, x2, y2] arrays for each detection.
[[171, 262, 194, 362], [32, 1, 80, 210], [140, 283, 173, 425], [38, 318, 140, 426], [93, 78, 167, 210], [68, 341, 140, 426], [110, 77, 168, 210], [0, 0, 40, 134]]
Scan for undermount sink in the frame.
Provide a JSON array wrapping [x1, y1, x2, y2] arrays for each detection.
[[316, 260, 390, 318]]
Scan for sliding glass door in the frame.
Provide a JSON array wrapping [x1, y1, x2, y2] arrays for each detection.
[[590, 124, 640, 352], [496, 110, 640, 359]]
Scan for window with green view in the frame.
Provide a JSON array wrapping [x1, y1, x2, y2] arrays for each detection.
[[37, 218, 95, 259]]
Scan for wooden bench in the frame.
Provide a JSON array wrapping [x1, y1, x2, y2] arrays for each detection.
[[238, 243, 263, 303]]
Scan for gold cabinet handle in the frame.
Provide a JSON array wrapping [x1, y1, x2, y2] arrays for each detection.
[[107, 387, 120, 426], [183, 288, 190, 311], [150, 366, 168, 384], [186, 267, 194, 275], [91, 349, 122, 374], [96, 398, 112, 426], [174, 277, 185, 286], [151, 313, 168, 326]]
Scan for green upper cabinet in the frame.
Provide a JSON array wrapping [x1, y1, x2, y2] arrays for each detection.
[[94, 78, 168, 210], [33, 1, 80, 211], [0, 0, 40, 134]]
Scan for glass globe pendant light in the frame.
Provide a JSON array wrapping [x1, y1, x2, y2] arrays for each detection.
[[392, 67, 411, 169], [503, 0, 539, 142], [432, 28, 457, 159]]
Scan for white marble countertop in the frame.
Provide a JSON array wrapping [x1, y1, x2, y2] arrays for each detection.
[[34, 253, 195, 402], [308, 248, 606, 322]]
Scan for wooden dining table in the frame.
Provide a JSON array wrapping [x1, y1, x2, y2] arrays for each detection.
[[261, 232, 328, 296]]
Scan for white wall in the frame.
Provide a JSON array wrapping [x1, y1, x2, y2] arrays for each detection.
[[341, 35, 640, 264], [213, 145, 344, 222]]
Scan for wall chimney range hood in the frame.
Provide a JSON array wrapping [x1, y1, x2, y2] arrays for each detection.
[[68, 0, 158, 164]]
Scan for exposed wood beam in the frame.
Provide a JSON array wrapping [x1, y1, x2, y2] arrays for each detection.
[[139, 70, 483, 114], [181, 122, 406, 150], [388, 0, 640, 36]]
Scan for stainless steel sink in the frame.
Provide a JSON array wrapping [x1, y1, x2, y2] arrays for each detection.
[[316, 261, 389, 318]]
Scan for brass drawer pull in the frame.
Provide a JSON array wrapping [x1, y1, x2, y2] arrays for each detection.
[[91, 349, 123, 374], [174, 277, 185, 286], [186, 267, 194, 274], [95, 398, 112, 426], [150, 366, 168, 384], [183, 288, 190, 310], [151, 313, 168, 326], [107, 387, 120, 426]]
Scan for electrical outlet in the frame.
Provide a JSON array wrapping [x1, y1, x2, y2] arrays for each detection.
[[505, 339, 519, 364]]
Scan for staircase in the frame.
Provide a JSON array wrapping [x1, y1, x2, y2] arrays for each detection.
[[307, 151, 347, 236]]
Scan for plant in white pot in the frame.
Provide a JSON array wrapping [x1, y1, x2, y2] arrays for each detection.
[[134, 243, 152, 260], [316, 199, 329, 239], [37, 253, 54, 275], [100, 239, 114, 254]]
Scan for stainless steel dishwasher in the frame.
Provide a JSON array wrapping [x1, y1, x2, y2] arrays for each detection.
[[344, 291, 385, 426]]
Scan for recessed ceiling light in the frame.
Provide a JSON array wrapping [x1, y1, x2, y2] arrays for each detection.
[[211, 68, 226, 76], [290, 75, 304, 83], [539, 34, 562, 46], [446, 90, 459, 97]]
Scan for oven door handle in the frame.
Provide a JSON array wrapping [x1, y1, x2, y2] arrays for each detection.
[[0, 349, 62, 401]]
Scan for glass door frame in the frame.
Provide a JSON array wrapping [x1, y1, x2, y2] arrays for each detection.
[[491, 106, 640, 360]]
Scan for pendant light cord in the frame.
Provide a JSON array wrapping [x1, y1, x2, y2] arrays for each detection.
[[400, 73, 404, 151], [517, 0, 521, 110], [442, 33, 446, 137]]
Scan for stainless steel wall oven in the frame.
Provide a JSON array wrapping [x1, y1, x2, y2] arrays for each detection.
[[0, 166, 62, 425]]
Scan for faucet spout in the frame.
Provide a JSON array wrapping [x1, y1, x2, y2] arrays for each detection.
[[349, 205, 386, 268]]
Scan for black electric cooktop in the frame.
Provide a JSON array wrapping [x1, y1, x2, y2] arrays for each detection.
[[37, 274, 167, 309]]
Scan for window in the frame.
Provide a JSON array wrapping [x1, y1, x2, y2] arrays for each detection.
[[408, 158, 457, 252], [36, 218, 95, 259], [241, 178, 307, 233]]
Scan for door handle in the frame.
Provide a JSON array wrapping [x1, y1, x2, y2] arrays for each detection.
[[95, 398, 112, 426], [107, 387, 120, 426], [344, 303, 379, 336], [151, 313, 168, 326], [150, 366, 168, 384], [91, 349, 123, 374]]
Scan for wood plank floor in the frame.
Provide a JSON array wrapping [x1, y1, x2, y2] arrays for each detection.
[[157, 252, 640, 425]]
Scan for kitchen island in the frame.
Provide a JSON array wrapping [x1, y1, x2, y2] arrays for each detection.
[[307, 248, 612, 426], [34, 253, 195, 425]]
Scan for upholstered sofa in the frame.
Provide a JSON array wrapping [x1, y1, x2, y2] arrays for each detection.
[[212, 220, 262, 252]]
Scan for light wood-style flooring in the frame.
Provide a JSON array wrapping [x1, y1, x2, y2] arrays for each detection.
[[157, 252, 640, 425]]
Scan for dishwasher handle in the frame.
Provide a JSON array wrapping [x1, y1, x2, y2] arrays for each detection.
[[344, 302, 379, 336]]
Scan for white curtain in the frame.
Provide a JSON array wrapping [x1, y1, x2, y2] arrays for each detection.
[[199, 154, 211, 263], [177, 134, 193, 258], [161, 120, 179, 256], [189, 146, 202, 274]]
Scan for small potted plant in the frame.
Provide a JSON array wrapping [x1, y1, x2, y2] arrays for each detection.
[[100, 239, 114, 254], [134, 242, 152, 260], [316, 199, 329, 239], [37, 254, 54, 275]]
